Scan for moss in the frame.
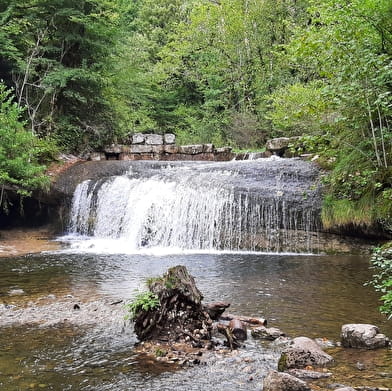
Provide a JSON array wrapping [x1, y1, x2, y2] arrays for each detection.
[[321, 196, 374, 229], [146, 276, 162, 288], [154, 348, 167, 357], [277, 352, 287, 372]]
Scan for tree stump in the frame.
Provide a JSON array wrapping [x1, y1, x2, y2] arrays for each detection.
[[133, 265, 213, 343]]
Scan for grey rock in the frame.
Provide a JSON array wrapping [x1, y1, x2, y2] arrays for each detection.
[[315, 338, 336, 349], [278, 336, 334, 371], [130, 145, 153, 154], [132, 133, 145, 144], [215, 146, 232, 153], [145, 134, 163, 145], [151, 145, 164, 154], [266, 137, 291, 155], [9, 289, 25, 296], [263, 370, 311, 391], [203, 143, 214, 153], [327, 384, 346, 390], [179, 144, 204, 154], [104, 144, 122, 154], [356, 361, 366, 370], [163, 133, 176, 144], [286, 369, 332, 380], [88, 152, 105, 161], [251, 326, 285, 340], [341, 324, 389, 349], [164, 145, 179, 154], [334, 388, 356, 391]]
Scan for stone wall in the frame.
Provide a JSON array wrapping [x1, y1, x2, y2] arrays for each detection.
[[88, 133, 234, 161]]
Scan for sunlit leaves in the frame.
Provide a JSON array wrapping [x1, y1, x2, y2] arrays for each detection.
[[0, 83, 52, 206]]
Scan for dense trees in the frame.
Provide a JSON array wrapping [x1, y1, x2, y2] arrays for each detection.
[[0, 0, 391, 231], [276, 0, 392, 232], [0, 0, 120, 151]]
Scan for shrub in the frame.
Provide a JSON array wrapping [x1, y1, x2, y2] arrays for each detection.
[[125, 291, 160, 320], [369, 243, 392, 319]]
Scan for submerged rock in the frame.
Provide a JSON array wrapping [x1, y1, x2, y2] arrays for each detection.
[[286, 368, 332, 380], [251, 326, 285, 340], [263, 370, 312, 391], [278, 336, 334, 371], [341, 324, 389, 349]]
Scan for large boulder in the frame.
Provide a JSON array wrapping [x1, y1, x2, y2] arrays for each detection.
[[278, 336, 334, 371], [341, 324, 389, 349], [263, 370, 312, 391]]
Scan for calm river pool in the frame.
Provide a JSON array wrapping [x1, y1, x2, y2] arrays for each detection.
[[0, 249, 391, 390]]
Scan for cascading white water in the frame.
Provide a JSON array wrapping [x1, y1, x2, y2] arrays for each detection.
[[67, 159, 321, 253]]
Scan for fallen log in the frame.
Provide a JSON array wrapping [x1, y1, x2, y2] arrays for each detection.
[[220, 314, 267, 326], [229, 318, 247, 341]]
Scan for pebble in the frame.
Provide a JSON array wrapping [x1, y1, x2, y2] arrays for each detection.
[[9, 289, 25, 296]]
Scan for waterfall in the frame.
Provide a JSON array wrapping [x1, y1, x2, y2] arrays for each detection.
[[67, 159, 322, 253]]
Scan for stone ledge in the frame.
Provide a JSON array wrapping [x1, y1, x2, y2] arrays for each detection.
[[97, 142, 234, 161]]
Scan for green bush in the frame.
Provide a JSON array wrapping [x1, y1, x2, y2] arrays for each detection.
[[125, 291, 160, 320], [369, 243, 392, 319], [0, 83, 55, 210]]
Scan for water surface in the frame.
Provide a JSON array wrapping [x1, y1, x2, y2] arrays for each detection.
[[0, 251, 391, 390]]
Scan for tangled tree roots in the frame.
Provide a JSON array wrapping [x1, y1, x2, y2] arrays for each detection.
[[133, 265, 213, 344]]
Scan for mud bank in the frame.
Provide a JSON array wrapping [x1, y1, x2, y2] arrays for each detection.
[[0, 228, 61, 258]]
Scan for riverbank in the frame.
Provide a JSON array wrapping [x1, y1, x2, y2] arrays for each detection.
[[0, 228, 61, 257]]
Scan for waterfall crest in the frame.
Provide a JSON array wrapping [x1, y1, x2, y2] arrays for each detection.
[[67, 159, 322, 253]]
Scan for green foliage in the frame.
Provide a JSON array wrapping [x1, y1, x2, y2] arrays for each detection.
[[369, 243, 392, 319], [267, 82, 333, 136], [125, 291, 160, 320], [265, 0, 392, 232], [0, 83, 54, 210], [321, 196, 374, 230], [0, 0, 122, 152], [154, 348, 167, 357]]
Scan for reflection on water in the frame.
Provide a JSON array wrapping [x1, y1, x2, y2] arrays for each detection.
[[0, 251, 391, 390]]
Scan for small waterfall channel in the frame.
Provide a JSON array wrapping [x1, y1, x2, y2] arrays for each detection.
[[66, 157, 322, 253]]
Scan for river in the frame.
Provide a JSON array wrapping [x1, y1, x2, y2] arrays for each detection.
[[1, 248, 391, 390]]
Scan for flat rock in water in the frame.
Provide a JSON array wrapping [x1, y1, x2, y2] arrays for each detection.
[[286, 368, 332, 379], [341, 324, 389, 349], [251, 326, 285, 340]]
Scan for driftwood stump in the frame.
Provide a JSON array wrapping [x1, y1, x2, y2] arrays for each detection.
[[133, 265, 212, 343]]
